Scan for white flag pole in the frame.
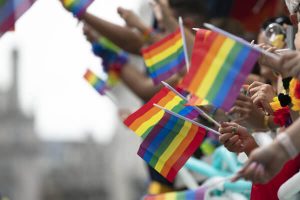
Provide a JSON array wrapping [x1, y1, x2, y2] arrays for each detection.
[[154, 104, 220, 135], [178, 17, 190, 71], [161, 81, 220, 127]]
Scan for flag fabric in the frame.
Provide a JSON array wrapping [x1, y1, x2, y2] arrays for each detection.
[[123, 87, 199, 139], [92, 37, 128, 87], [181, 29, 260, 111], [138, 111, 206, 182], [142, 29, 186, 85], [144, 186, 206, 200], [63, 0, 94, 18], [84, 69, 107, 95], [0, 0, 36, 37]]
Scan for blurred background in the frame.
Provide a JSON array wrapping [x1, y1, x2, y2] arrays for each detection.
[[0, 0, 289, 199], [0, 0, 151, 199]]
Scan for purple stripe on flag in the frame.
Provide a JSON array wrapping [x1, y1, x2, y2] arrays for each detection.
[[137, 113, 171, 157], [195, 185, 207, 199], [184, 109, 199, 120], [221, 50, 260, 110], [152, 59, 185, 85]]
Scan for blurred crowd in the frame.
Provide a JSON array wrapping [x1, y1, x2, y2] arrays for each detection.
[[57, 0, 300, 199]]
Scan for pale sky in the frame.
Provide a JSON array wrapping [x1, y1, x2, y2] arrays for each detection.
[[0, 0, 149, 143]]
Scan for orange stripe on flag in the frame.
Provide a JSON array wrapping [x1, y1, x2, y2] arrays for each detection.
[[188, 35, 226, 92], [129, 91, 175, 130], [160, 124, 198, 177], [142, 32, 182, 60]]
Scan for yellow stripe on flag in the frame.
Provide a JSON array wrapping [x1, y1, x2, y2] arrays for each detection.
[[134, 96, 182, 137], [144, 39, 183, 67], [154, 121, 192, 172], [195, 38, 235, 97]]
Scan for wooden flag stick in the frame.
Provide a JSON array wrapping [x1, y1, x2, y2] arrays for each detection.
[[194, 24, 280, 61], [178, 16, 190, 71], [154, 103, 220, 135], [161, 81, 221, 127]]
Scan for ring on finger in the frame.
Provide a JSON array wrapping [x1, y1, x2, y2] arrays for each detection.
[[231, 126, 238, 134]]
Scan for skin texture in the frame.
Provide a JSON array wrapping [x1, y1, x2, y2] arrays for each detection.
[[218, 122, 258, 155], [59, 0, 144, 54], [82, 23, 184, 102], [247, 81, 276, 114], [228, 93, 267, 130]]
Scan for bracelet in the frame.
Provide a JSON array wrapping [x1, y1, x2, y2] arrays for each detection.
[[276, 133, 299, 159]]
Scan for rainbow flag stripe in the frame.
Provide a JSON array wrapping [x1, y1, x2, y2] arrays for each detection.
[[138, 111, 206, 182], [124, 87, 199, 139], [92, 37, 128, 87], [98, 37, 122, 54], [0, 0, 36, 36], [63, 0, 94, 17], [181, 29, 260, 111], [144, 186, 206, 200], [142, 29, 186, 85], [84, 69, 107, 95]]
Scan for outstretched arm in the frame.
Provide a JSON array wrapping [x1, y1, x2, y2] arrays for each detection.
[[82, 12, 144, 55], [120, 64, 181, 102]]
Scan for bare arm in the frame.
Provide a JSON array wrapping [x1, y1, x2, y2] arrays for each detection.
[[120, 64, 181, 101], [285, 117, 300, 152], [82, 12, 144, 55]]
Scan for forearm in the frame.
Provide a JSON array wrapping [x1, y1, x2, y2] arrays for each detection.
[[82, 13, 144, 55], [285, 117, 300, 153], [120, 64, 180, 101]]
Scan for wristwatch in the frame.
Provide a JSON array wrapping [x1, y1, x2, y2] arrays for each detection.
[[276, 133, 299, 159]]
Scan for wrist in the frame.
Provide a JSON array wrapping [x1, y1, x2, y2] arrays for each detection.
[[244, 138, 258, 156]]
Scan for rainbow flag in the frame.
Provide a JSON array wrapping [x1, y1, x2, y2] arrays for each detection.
[[84, 69, 107, 95], [63, 0, 94, 17], [138, 111, 206, 182], [181, 29, 260, 111], [142, 29, 186, 85], [92, 37, 128, 87], [124, 87, 199, 139], [144, 186, 206, 200], [0, 0, 36, 37]]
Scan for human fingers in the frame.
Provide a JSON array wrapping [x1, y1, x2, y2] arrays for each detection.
[[248, 82, 264, 96], [231, 158, 255, 182], [237, 94, 251, 101], [234, 100, 252, 108], [253, 164, 266, 184], [219, 132, 235, 144], [241, 162, 259, 181], [228, 107, 250, 117], [224, 136, 242, 151], [232, 116, 249, 123], [248, 87, 262, 98], [219, 125, 238, 134]]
